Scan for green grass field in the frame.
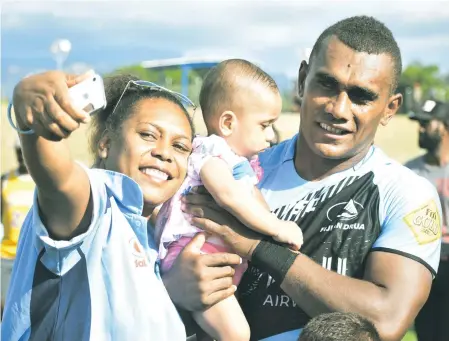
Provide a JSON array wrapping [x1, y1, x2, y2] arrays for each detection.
[[403, 330, 417, 341]]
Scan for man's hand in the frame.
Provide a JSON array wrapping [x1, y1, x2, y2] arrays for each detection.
[[13, 70, 92, 140], [182, 186, 262, 260], [162, 233, 242, 311]]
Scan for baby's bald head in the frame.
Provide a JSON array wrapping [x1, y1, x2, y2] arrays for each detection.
[[199, 59, 279, 129]]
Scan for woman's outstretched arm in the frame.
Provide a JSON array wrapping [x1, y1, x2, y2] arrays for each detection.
[[12, 71, 93, 240]]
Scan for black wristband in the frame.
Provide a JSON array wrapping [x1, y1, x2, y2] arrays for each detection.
[[251, 239, 299, 283]]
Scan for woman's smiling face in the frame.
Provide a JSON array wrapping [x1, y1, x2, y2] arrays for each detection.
[[103, 97, 193, 212]]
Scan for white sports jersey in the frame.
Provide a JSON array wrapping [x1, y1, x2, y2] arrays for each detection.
[[238, 134, 442, 341]]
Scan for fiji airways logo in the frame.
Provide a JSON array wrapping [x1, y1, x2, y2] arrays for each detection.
[[321, 199, 365, 233], [129, 238, 148, 268]]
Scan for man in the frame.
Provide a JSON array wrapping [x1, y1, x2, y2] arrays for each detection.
[[185, 15, 441, 341], [299, 312, 381, 341], [405, 100, 449, 341], [1, 137, 35, 313]]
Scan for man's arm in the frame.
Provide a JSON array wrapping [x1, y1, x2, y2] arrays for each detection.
[[184, 174, 441, 341], [280, 251, 431, 341], [186, 202, 431, 341], [268, 172, 441, 341]]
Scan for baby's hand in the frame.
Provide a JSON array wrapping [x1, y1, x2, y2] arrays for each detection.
[[273, 221, 303, 251]]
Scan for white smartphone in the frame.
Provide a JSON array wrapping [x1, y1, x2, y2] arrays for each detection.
[[68, 71, 107, 115]]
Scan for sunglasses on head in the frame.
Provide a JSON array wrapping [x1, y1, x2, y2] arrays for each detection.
[[111, 80, 197, 118]]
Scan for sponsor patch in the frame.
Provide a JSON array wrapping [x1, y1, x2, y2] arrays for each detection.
[[403, 200, 441, 245]]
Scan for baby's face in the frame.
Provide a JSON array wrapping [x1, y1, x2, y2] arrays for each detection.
[[229, 85, 282, 158]]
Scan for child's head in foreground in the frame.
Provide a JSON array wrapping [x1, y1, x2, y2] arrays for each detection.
[[299, 312, 381, 341], [199, 59, 282, 159]]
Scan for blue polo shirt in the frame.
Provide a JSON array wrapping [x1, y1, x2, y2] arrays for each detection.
[[2, 166, 186, 341]]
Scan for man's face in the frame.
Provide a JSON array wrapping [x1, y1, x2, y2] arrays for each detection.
[[418, 119, 444, 151], [298, 36, 402, 160]]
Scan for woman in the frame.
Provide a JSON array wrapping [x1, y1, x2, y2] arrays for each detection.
[[2, 71, 241, 341]]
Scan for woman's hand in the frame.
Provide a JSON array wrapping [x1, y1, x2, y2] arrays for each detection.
[[162, 233, 242, 311], [182, 187, 262, 260], [10, 70, 95, 239], [12, 70, 91, 140]]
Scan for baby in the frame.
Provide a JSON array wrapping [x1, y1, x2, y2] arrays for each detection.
[[155, 59, 303, 341]]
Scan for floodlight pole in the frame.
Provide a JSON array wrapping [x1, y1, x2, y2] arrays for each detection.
[[50, 39, 72, 71]]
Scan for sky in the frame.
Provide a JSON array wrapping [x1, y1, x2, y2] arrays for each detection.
[[2, 0, 449, 97]]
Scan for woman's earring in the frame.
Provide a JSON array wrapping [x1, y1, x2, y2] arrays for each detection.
[[100, 148, 108, 159]]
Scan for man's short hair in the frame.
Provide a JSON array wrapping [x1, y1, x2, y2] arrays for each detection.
[[309, 15, 402, 92], [299, 312, 381, 341], [199, 58, 279, 122]]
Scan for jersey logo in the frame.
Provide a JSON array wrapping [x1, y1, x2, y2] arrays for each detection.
[[320, 199, 366, 233], [403, 200, 441, 245], [129, 237, 148, 267], [327, 199, 363, 221]]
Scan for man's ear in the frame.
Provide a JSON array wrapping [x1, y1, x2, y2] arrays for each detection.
[[218, 111, 237, 136], [297, 60, 309, 103], [380, 93, 403, 126]]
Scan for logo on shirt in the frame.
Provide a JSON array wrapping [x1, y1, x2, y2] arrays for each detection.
[[403, 200, 441, 245], [129, 238, 148, 267], [320, 199, 365, 233], [327, 199, 363, 221]]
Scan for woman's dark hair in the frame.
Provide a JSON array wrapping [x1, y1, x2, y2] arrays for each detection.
[[89, 74, 195, 162]]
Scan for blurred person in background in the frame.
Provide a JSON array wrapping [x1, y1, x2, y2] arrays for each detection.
[[1, 137, 35, 315], [406, 100, 449, 341]]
